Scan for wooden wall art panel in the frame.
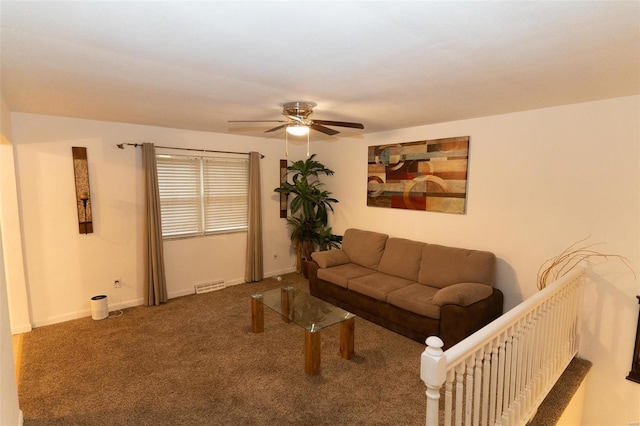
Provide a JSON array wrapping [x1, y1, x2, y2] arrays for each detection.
[[367, 136, 470, 214], [72, 147, 93, 234], [280, 159, 288, 218]]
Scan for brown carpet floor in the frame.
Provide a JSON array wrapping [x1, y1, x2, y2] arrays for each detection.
[[19, 273, 426, 425]]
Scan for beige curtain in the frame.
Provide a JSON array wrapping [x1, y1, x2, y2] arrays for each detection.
[[245, 151, 263, 282], [142, 143, 168, 305]]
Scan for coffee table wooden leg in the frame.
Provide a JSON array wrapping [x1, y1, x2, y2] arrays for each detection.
[[305, 331, 321, 375], [280, 287, 291, 323], [340, 317, 355, 360], [251, 296, 264, 333]]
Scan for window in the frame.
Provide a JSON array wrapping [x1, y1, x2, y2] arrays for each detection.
[[156, 154, 248, 239]]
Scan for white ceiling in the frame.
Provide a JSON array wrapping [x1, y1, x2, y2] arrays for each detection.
[[1, 1, 639, 140]]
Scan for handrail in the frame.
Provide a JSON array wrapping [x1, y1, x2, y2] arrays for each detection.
[[421, 266, 585, 426]]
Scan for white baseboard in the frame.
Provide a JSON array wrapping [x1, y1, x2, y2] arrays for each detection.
[[108, 297, 143, 311], [31, 297, 142, 328], [167, 288, 194, 299], [222, 267, 298, 288], [265, 267, 297, 278], [178, 268, 298, 292], [11, 323, 32, 335], [32, 310, 89, 328], [30, 271, 299, 328]]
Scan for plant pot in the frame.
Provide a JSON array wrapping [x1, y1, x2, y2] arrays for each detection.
[[294, 239, 314, 275], [302, 257, 310, 279]]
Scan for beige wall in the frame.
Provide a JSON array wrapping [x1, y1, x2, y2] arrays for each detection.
[[10, 114, 299, 326], [5, 95, 639, 424], [0, 97, 30, 334], [0, 94, 23, 426], [314, 95, 640, 425]]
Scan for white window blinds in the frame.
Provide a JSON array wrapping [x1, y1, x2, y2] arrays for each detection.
[[203, 157, 248, 233], [156, 154, 248, 239]]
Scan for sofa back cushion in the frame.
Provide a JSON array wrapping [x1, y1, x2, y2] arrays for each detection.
[[377, 238, 425, 281], [418, 244, 496, 288], [341, 228, 389, 270]]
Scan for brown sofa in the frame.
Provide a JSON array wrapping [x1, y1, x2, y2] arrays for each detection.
[[307, 228, 503, 348]]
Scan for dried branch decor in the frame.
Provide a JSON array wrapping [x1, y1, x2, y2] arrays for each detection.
[[537, 237, 636, 290]]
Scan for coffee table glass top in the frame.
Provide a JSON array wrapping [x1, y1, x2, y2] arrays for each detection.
[[252, 286, 354, 332]]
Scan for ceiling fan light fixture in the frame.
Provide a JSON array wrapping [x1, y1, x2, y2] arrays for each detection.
[[231, 100, 364, 137], [286, 124, 309, 136]]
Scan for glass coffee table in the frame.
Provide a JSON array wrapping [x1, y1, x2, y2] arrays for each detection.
[[251, 286, 355, 376]]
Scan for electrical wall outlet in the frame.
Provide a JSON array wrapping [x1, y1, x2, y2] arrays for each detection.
[[114, 279, 121, 288]]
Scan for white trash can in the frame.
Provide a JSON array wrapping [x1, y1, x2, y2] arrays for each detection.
[[90, 295, 109, 320]]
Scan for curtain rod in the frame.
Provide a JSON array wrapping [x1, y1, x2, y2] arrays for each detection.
[[116, 143, 265, 158]]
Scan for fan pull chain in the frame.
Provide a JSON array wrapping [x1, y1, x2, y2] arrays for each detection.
[[306, 131, 310, 157], [285, 129, 289, 157]]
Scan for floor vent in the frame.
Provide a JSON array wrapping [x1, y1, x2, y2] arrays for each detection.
[[194, 280, 226, 294]]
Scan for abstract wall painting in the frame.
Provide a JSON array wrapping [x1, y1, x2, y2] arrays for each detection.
[[367, 136, 470, 214]]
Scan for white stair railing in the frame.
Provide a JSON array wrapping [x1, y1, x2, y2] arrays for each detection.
[[421, 266, 584, 426]]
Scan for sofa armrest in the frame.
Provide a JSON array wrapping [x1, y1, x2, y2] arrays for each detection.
[[311, 249, 350, 268], [305, 258, 319, 282], [433, 283, 494, 307]]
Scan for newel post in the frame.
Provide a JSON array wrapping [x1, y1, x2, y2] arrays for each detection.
[[421, 336, 447, 426]]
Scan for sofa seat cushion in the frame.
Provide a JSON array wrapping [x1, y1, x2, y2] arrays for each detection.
[[377, 238, 425, 282], [348, 272, 415, 302], [311, 249, 350, 268], [432, 283, 494, 307], [341, 228, 389, 270], [418, 244, 496, 289], [387, 284, 440, 319], [317, 263, 376, 288]]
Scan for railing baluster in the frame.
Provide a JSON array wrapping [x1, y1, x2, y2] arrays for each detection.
[[481, 342, 492, 426], [473, 349, 484, 426], [540, 299, 551, 388], [489, 339, 500, 426], [502, 331, 513, 417], [445, 370, 455, 426], [515, 321, 525, 409], [523, 312, 536, 416], [509, 324, 519, 420], [567, 282, 578, 354], [456, 363, 465, 426], [495, 335, 506, 426], [552, 291, 563, 373], [465, 357, 475, 425], [530, 306, 542, 402]]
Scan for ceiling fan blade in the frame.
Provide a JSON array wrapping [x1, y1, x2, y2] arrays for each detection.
[[310, 123, 340, 136], [312, 119, 364, 129], [228, 120, 286, 123], [265, 124, 288, 133]]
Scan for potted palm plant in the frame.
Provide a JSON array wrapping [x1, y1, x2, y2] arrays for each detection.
[[274, 154, 341, 274]]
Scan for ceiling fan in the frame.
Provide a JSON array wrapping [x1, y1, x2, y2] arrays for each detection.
[[228, 101, 364, 136]]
